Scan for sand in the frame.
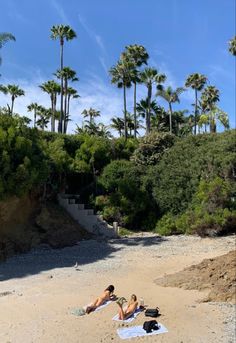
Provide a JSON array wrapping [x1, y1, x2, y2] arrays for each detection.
[[0, 234, 235, 343]]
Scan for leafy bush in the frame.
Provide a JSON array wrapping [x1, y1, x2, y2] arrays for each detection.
[[131, 132, 175, 166], [156, 177, 236, 237], [111, 137, 138, 160], [98, 160, 157, 229], [155, 213, 179, 236], [0, 113, 48, 199], [151, 131, 236, 215], [73, 134, 112, 174]]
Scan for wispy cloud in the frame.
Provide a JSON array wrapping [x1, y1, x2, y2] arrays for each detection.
[[0, 73, 127, 133], [0, 77, 51, 124], [7, 0, 28, 24], [78, 14, 107, 73], [209, 64, 235, 84], [50, 0, 71, 25]]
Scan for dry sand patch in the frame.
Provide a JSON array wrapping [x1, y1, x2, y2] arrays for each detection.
[[0, 234, 235, 343]]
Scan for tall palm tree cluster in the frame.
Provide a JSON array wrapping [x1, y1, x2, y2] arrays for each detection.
[[0, 26, 79, 133], [0, 30, 233, 136], [109, 45, 231, 137]]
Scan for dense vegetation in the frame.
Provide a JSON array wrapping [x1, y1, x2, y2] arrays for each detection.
[[0, 29, 235, 237], [0, 112, 235, 237]]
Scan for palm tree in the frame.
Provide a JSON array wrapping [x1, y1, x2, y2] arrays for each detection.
[[39, 80, 61, 132], [185, 73, 207, 134], [64, 87, 80, 133], [97, 123, 112, 138], [199, 107, 229, 133], [172, 110, 189, 136], [54, 67, 78, 133], [125, 112, 134, 137], [50, 25, 77, 133], [0, 84, 24, 114], [109, 59, 135, 139], [136, 98, 159, 132], [156, 86, 184, 134], [27, 102, 42, 127], [229, 36, 236, 56], [140, 68, 166, 134], [0, 32, 15, 71], [200, 86, 220, 133], [82, 108, 100, 124], [36, 106, 51, 131], [122, 45, 149, 137], [150, 105, 169, 132], [201, 86, 220, 110], [110, 117, 124, 137]]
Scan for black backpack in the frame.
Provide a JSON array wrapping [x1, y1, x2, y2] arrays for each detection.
[[143, 320, 160, 333], [144, 307, 160, 318]]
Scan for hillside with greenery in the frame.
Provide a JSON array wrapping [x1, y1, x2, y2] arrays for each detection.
[[0, 29, 235, 239], [0, 111, 235, 237]]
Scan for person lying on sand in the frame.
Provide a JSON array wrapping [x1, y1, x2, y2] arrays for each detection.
[[86, 285, 115, 314], [116, 294, 138, 320]]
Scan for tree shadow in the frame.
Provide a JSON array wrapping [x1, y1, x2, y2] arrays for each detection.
[[0, 235, 166, 282]]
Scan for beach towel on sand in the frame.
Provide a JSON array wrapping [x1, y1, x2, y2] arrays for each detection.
[[71, 300, 112, 316], [112, 308, 142, 323], [117, 323, 168, 339]]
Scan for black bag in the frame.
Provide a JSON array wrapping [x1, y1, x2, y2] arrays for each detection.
[[144, 307, 160, 318], [143, 320, 160, 333]]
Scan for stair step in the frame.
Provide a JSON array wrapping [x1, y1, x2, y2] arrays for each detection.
[[58, 194, 117, 238]]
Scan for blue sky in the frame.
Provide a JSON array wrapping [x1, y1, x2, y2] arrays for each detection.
[[0, 0, 235, 133]]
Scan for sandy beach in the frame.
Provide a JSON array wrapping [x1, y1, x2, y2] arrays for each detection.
[[0, 234, 235, 343]]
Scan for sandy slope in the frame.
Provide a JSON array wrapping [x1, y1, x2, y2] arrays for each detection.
[[0, 234, 235, 343]]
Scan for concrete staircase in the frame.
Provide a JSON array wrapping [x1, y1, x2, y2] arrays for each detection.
[[58, 194, 118, 238]]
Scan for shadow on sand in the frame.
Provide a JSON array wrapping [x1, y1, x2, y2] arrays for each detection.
[[0, 235, 166, 282]]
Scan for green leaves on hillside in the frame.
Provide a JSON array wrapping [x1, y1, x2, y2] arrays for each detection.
[[0, 111, 235, 236]]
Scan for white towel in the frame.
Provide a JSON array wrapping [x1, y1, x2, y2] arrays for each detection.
[[71, 300, 112, 316], [117, 323, 168, 339], [112, 308, 142, 323], [94, 300, 112, 312]]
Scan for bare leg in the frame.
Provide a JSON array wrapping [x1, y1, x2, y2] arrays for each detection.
[[117, 303, 125, 320], [86, 297, 104, 314]]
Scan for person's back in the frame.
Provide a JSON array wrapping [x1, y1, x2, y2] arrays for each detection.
[[86, 285, 115, 314]]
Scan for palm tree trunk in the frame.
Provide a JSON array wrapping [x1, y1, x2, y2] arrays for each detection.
[[34, 109, 36, 127], [146, 84, 152, 134], [51, 96, 54, 132], [134, 81, 137, 138], [64, 94, 70, 134], [169, 102, 173, 134], [194, 89, 198, 135], [59, 39, 64, 133], [63, 78, 68, 133], [11, 96, 14, 115], [67, 94, 70, 116], [53, 95, 57, 132], [123, 85, 127, 139]]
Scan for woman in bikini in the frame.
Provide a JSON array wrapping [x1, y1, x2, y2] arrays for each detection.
[[86, 285, 115, 314], [116, 294, 138, 320]]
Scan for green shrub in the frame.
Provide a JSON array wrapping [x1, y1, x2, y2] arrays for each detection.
[[131, 132, 175, 166], [155, 213, 178, 236], [95, 195, 109, 210], [98, 160, 157, 229], [191, 208, 236, 237], [102, 205, 121, 223], [175, 211, 194, 234], [111, 137, 138, 160], [151, 131, 236, 215]]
